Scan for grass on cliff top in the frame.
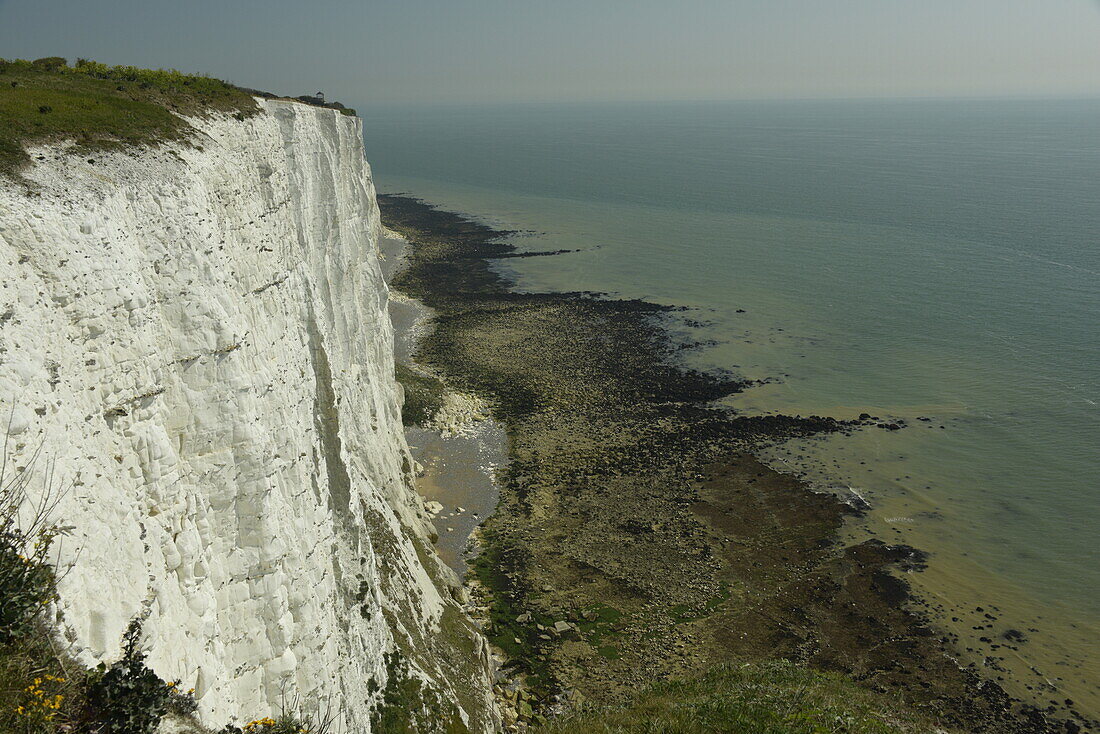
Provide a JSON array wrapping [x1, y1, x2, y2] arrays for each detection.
[[540, 660, 939, 734], [0, 56, 258, 178]]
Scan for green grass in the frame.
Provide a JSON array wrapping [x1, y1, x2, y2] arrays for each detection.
[[369, 650, 469, 734], [0, 57, 257, 177], [669, 583, 732, 624], [539, 661, 939, 734], [0, 624, 88, 732]]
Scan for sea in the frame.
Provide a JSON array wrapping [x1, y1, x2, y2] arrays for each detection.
[[360, 97, 1100, 714]]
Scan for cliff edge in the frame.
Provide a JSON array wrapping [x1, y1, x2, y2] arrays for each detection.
[[0, 94, 495, 731]]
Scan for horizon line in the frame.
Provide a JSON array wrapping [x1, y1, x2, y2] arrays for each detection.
[[354, 91, 1100, 109]]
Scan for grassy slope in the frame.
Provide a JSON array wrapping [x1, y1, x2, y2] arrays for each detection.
[[542, 661, 934, 734], [0, 57, 258, 177]]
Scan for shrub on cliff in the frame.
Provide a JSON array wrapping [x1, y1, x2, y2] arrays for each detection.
[[0, 464, 62, 642], [219, 705, 336, 734], [83, 620, 175, 734], [0, 440, 198, 733], [30, 57, 67, 72], [371, 650, 470, 733], [0, 435, 324, 734], [0, 444, 87, 733]]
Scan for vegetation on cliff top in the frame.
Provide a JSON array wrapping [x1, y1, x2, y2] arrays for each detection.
[[0, 56, 258, 177]]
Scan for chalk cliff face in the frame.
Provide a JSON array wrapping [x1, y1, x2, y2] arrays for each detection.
[[0, 100, 488, 730]]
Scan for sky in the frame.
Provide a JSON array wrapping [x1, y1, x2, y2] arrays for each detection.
[[1, 0, 1099, 107]]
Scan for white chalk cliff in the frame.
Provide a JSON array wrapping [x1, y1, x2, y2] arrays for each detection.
[[0, 100, 492, 731]]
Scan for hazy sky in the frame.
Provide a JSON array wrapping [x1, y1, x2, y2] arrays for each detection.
[[2, 0, 1099, 106]]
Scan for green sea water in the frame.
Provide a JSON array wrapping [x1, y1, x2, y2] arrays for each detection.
[[361, 98, 1100, 713]]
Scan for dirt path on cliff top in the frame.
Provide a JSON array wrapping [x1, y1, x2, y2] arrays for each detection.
[[379, 193, 1090, 733]]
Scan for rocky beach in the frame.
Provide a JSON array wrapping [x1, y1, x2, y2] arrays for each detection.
[[379, 193, 1095, 733]]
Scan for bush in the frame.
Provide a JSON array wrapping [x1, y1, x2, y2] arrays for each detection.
[[219, 708, 335, 734], [31, 58, 66, 72], [220, 715, 310, 733], [0, 439, 84, 733], [84, 620, 172, 734], [371, 650, 470, 734], [0, 539, 56, 641], [0, 443, 65, 643], [0, 529, 58, 644]]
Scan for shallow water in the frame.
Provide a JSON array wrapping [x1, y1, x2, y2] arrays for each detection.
[[362, 98, 1100, 713], [382, 233, 505, 576], [406, 423, 504, 576]]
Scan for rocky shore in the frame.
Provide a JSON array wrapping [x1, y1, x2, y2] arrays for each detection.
[[379, 194, 1092, 733]]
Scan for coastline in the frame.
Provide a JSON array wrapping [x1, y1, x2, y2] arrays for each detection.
[[381, 229, 506, 576], [378, 194, 1093, 733]]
